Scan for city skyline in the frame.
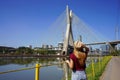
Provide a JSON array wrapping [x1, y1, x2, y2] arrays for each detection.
[[0, 0, 120, 48]]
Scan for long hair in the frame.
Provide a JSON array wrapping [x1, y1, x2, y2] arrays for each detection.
[[74, 41, 87, 66]]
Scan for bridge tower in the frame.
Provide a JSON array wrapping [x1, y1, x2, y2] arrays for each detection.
[[62, 6, 74, 55], [106, 42, 116, 53]]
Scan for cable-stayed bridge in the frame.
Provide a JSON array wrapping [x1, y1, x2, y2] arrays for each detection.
[[47, 6, 120, 55], [86, 40, 120, 45]]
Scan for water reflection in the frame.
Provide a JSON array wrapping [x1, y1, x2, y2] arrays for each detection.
[[0, 57, 60, 66], [0, 56, 102, 80], [0, 57, 70, 80]]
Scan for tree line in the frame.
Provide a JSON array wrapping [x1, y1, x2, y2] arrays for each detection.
[[0, 46, 57, 55]]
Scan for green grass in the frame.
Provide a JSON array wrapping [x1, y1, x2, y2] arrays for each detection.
[[86, 56, 112, 80]]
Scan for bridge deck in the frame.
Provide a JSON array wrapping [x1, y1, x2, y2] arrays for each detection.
[[100, 56, 120, 80]]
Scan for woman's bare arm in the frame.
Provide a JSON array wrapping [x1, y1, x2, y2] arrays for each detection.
[[66, 59, 74, 69]]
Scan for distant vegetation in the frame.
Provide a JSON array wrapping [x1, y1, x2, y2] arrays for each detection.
[[15, 47, 33, 54], [0, 46, 120, 56], [0, 46, 57, 56], [34, 48, 56, 55]]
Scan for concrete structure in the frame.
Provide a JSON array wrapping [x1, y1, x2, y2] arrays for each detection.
[[58, 42, 63, 50], [42, 44, 49, 49], [62, 5, 74, 55], [86, 40, 120, 52]]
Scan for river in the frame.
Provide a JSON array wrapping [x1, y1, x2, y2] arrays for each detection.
[[0, 57, 70, 80], [0, 56, 101, 80]]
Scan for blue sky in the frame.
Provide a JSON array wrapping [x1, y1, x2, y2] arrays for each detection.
[[0, 0, 120, 48]]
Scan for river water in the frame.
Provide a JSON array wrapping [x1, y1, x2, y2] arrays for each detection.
[[0, 57, 70, 80], [0, 56, 101, 80]]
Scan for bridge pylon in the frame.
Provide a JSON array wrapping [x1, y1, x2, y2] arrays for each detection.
[[62, 5, 74, 55]]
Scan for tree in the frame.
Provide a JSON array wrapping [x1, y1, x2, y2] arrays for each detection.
[[16, 47, 33, 55]]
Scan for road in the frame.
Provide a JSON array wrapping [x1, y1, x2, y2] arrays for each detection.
[[100, 56, 120, 80]]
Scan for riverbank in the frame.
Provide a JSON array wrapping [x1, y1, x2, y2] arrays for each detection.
[[0, 54, 107, 58], [0, 54, 67, 58]]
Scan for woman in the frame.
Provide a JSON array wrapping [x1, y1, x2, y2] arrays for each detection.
[[66, 41, 89, 80]]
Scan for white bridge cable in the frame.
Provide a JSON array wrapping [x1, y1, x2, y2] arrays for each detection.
[[44, 9, 109, 46], [72, 12, 109, 44], [44, 10, 67, 45]]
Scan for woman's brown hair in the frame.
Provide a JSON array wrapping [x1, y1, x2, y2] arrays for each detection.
[[74, 41, 87, 66]]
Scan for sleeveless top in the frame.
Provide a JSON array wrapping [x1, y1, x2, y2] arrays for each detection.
[[70, 53, 86, 71]]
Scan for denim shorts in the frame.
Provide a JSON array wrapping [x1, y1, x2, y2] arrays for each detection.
[[71, 71, 87, 80]]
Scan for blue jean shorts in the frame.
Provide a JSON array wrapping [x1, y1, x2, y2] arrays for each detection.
[[71, 71, 87, 80]]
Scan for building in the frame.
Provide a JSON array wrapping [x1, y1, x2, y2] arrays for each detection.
[[58, 42, 63, 51]]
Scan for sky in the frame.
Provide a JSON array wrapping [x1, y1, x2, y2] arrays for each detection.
[[0, 0, 120, 48]]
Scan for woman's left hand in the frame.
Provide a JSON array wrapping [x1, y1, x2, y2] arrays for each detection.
[[65, 60, 69, 64]]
